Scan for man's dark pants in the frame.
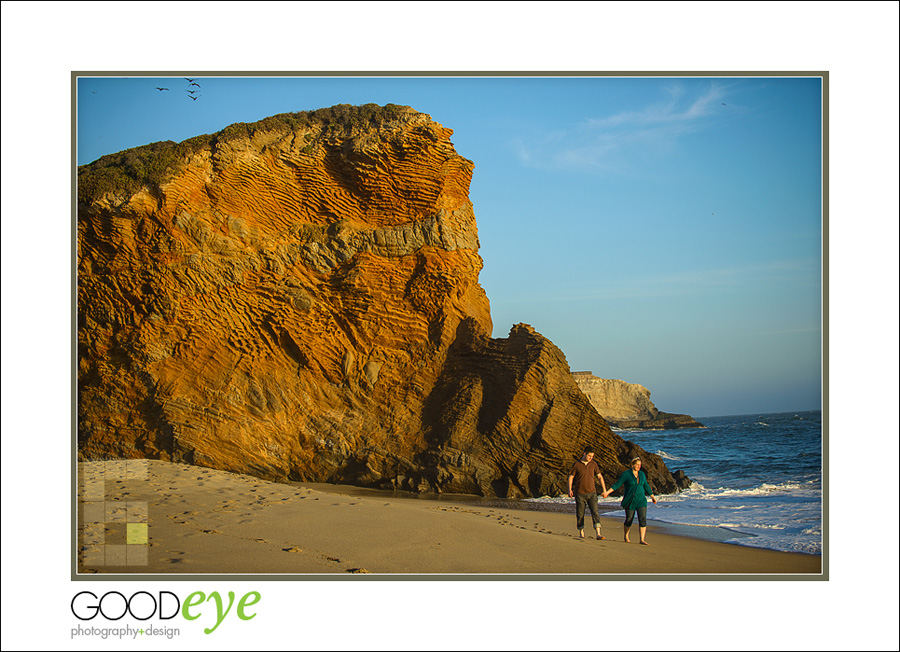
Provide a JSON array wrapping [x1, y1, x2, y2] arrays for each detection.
[[575, 492, 601, 530]]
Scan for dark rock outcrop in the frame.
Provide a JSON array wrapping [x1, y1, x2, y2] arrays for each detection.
[[608, 413, 705, 430], [572, 372, 704, 430]]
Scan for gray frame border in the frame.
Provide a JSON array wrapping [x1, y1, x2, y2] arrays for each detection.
[[71, 70, 828, 582]]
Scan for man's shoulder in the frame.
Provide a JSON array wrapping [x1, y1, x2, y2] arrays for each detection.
[[571, 460, 590, 473]]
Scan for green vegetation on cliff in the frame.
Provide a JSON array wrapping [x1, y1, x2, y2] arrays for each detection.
[[77, 103, 410, 204]]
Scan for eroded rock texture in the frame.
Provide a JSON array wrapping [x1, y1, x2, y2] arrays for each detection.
[[77, 104, 689, 497]]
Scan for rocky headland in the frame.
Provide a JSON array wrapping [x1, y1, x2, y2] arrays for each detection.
[[572, 372, 705, 430], [77, 104, 691, 497]]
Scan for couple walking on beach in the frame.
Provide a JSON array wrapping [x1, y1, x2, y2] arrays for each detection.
[[568, 447, 658, 545]]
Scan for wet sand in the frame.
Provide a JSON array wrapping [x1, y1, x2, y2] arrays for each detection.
[[76, 460, 822, 576]]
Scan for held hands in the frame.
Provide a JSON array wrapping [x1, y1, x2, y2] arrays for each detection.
[[651, 496, 657, 504]]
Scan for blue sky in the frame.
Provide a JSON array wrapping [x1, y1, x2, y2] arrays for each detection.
[[77, 74, 823, 417]]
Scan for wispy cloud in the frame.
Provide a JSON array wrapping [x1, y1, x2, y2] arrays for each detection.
[[588, 82, 725, 129], [515, 82, 730, 173]]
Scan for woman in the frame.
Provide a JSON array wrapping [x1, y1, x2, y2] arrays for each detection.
[[602, 457, 657, 545]]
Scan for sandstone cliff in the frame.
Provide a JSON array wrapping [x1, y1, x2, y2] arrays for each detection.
[[77, 104, 690, 497], [572, 372, 704, 430]]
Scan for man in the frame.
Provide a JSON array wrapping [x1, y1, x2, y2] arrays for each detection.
[[567, 446, 608, 539]]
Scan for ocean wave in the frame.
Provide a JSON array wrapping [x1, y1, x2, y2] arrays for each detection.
[[526, 495, 571, 504], [655, 450, 684, 461], [672, 479, 819, 500], [730, 536, 821, 555]]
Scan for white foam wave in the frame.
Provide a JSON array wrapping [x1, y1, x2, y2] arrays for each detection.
[[655, 450, 684, 461], [527, 495, 573, 504], [730, 536, 821, 555], [669, 479, 819, 501]]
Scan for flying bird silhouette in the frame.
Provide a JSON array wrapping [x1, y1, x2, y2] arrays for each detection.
[[155, 87, 169, 91], [188, 95, 200, 101], [189, 82, 201, 88], [185, 78, 196, 82]]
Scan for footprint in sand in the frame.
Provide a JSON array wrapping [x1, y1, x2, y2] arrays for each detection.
[[345, 568, 369, 574], [283, 547, 302, 553]]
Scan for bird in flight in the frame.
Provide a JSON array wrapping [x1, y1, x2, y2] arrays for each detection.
[[155, 87, 169, 91], [187, 89, 198, 95], [188, 95, 200, 101], [185, 78, 197, 82]]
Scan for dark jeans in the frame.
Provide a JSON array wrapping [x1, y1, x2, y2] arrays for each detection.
[[575, 492, 601, 530], [624, 506, 648, 528]]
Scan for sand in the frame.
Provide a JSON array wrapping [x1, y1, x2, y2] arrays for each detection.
[[76, 460, 822, 577]]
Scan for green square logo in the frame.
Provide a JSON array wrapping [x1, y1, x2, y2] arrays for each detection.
[[126, 522, 148, 545]]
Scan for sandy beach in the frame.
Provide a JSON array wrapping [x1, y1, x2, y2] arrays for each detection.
[[76, 460, 821, 576]]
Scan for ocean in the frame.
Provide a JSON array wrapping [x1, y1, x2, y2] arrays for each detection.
[[527, 410, 823, 555]]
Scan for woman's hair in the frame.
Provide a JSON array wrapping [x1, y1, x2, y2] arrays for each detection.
[[631, 457, 641, 466]]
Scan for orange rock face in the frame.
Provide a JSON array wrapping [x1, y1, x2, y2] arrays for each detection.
[[77, 105, 687, 497]]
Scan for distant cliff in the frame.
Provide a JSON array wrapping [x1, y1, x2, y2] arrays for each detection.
[[572, 373, 704, 430], [77, 104, 691, 496]]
